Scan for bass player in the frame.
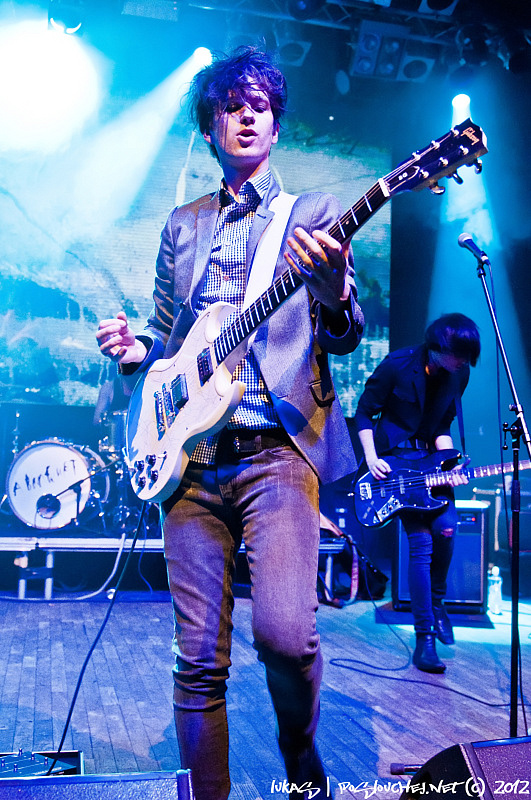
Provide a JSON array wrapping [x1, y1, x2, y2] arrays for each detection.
[[354, 312, 480, 673]]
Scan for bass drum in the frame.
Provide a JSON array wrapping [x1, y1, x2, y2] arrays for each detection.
[[6, 439, 110, 530]]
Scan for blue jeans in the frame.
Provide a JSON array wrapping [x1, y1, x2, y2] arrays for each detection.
[[161, 445, 322, 800], [400, 489, 457, 635]]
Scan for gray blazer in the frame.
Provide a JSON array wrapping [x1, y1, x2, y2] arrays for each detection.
[[136, 175, 364, 484]]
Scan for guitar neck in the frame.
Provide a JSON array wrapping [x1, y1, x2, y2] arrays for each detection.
[[425, 459, 531, 487], [468, 460, 531, 481], [213, 180, 390, 364]]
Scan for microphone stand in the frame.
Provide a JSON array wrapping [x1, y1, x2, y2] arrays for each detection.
[[472, 249, 531, 737], [44, 458, 120, 527]]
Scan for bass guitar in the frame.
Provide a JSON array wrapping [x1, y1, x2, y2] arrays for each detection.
[[353, 449, 531, 528], [125, 119, 487, 502]]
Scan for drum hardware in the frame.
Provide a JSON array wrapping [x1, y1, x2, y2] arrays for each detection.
[[34, 457, 120, 529], [11, 409, 21, 459], [6, 440, 113, 531]]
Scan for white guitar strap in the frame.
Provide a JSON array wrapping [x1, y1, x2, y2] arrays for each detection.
[[242, 190, 298, 310]]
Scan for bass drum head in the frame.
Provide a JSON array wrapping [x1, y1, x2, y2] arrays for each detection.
[[6, 439, 110, 530]]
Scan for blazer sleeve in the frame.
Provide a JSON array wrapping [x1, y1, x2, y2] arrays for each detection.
[[353, 354, 397, 433]]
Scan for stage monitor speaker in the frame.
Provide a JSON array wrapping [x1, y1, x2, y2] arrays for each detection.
[[400, 736, 531, 800], [392, 500, 488, 613], [0, 770, 193, 799]]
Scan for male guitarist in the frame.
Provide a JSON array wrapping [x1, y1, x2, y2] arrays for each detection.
[[96, 48, 364, 800], [354, 313, 480, 673]]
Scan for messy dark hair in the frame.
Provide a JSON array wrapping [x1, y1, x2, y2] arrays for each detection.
[[424, 312, 481, 367], [188, 46, 287, 159]]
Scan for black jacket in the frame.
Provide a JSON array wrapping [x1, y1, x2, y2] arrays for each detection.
[[354, 345, 469, 455]]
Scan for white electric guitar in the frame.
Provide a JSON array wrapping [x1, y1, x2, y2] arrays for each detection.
[[125, 119, 487, 502]]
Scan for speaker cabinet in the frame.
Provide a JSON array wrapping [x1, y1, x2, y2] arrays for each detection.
[[392, 500, 488, 613], [401, 737, 531, 800], [0, 770, 193, 799]]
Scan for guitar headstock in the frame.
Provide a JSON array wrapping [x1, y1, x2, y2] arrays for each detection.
[[386, 118, 487, 196]]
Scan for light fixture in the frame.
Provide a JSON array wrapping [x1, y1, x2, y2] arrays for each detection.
[[276, 38, 312, 67], [397, 40, 439, 81], [48, 0, 85, 34], [286, 0, 325, 22], [417, 0, 460, 15], [456, 25, 491, 68], [121, 1, 179, 23], [350, 20, 409, 80], [496, 30, 531, 74]]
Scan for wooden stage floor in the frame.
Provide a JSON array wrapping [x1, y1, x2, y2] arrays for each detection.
[[0, 590, 530, 799]]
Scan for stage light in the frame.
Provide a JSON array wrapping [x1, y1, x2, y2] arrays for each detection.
[[0, 18, 101, 152], [192, 47, 212, 68], [59, 50, 213, 238], [452, 93, 471, 123], [335, 69, 350, 95], [48, 0, 84, 35]]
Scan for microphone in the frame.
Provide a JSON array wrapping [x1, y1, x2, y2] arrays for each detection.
[[458, 232, 490, 263]]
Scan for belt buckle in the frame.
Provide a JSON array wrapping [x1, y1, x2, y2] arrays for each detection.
[[233, 435, 258, 455]]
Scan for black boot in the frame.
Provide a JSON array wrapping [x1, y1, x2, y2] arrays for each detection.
[[413, 632, 446, 673], [433, 603, 455, 645], [285, 744, 328, 799]]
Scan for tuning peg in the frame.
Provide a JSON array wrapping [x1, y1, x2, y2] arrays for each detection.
[[429, 183, 445, 195], [451, 172, 464, 185], [473, 158, 483, 174]]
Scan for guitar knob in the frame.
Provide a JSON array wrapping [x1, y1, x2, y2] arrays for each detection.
[[134, 460, 144, 473], [150, 470, 159, 482], [146, 454, 157, 466], [137, 476, 146, 489]]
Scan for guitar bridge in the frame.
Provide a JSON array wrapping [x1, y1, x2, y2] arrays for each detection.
[[171, 374, 188, 410], [154, 391, 166, 437], [379, 496, 403, 521]]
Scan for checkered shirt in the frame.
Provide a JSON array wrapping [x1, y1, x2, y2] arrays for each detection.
[[190, 170, 282, 464]]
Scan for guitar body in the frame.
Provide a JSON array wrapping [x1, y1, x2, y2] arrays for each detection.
[[125, 301, 248, 503], [353, 450, 461, 528]]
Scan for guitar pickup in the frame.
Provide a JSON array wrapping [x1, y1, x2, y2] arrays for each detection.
[[197, 348, 213, 386], [171, 374, 188, 411], [359, 482, 372, 501]]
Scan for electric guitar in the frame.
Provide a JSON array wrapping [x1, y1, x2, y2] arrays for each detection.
[[125, 119, 487, 502], [353, 449, 531, 528]]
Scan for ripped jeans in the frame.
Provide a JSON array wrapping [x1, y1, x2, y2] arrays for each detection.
[[400, 487, 457, 635]]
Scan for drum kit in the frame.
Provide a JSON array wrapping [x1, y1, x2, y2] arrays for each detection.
[[4, 410, 160, 536]]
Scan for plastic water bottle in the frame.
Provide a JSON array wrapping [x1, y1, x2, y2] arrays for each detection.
[[488, 565, 503, 615], [335, 507, 347, 531]]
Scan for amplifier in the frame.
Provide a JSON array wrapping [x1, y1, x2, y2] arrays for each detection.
[[392, 500, 489, 613]]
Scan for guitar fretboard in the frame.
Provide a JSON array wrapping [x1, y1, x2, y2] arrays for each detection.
[[425, 460, 531, 487], [213, 180, 390, 364]]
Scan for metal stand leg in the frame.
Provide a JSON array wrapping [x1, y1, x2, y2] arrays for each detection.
[[44, 551, 54, 600]]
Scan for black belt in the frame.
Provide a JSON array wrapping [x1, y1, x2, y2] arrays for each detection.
[[396, 438, 429, 450], [216, 427, 292, 460]]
